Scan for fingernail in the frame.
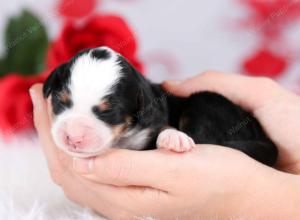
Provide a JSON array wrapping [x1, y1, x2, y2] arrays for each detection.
[[29, 88, 37, 107], [73, 157, 94, 174]]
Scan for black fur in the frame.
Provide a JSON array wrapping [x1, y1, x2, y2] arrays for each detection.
[[44, 48, 278, 166], [91, 48, 111, 60], [167, 92, 277, 166], [43, 49, 92, 114], [114, 55, 278, 166], [43, 63, 73, 115]]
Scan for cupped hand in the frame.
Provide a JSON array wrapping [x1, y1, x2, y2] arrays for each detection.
[[30, 82, 287, 219], [163, 72, 300, 174], [30, 71, 300, 219]]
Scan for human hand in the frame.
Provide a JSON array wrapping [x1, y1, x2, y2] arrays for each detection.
[[30, 83, 285, 219], [163, 72, 300, 174]]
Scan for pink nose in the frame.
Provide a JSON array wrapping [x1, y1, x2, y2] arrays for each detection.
[[66, 135, 84, 148], [63, 118, 93, 151]]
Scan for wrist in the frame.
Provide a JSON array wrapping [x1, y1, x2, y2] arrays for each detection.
[[236, 167, 300, 219]]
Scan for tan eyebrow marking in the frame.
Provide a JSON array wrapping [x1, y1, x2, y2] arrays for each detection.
[[59, 90, 71, 103], [99, 100, 109, 111]]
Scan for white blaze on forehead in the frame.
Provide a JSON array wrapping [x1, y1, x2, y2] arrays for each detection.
[[69, 48, 121, 113]]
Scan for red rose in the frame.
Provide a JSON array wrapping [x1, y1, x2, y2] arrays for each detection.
[[242, 48, 288, 78], [0, 71, 49, 136], [58, 0, 97, 19], [240, 0, 300, 38], [47, 15, 144, 73]]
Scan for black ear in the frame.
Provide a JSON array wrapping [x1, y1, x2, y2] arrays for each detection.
[[43, 63, 68, 98]]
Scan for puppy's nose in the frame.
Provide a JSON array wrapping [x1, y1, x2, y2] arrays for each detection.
[[66, 134, 84, 148], [55, 115, 112, 154], [63, 119, 92, 150]]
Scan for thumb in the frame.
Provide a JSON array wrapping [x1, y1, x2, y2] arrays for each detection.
[[29, 84, 52, 142], [162, 80, 185, 96], [29, 84, 61, 168]]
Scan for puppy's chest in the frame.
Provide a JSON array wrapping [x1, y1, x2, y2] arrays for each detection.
[[114, 128, 155, 150], [114, 95, 184, 150]]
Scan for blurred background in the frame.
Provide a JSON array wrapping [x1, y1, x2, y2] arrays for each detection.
[[1, 0, 300, 136], [0, 0, 299, 219]]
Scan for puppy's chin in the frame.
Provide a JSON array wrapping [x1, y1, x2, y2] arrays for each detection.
[[51, 138, 112, 158], [54, 136, 115, 158]]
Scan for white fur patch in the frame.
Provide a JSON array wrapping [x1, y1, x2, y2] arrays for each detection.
[[69, 47, 121, 116], [51, 47, 124, 155], [116, 128, 152, 150]]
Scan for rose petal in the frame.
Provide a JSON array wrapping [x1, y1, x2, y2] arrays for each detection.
[[242, 48, 288, 78], [0, 70, 50, 137], [46, 15, 144, 73], [58, 0, 97, 18]]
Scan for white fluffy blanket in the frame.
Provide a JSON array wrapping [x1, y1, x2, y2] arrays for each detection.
[[0, 134, 105, 220]]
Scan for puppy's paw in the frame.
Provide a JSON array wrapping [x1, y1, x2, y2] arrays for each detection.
[[156, 129, 196, 152]]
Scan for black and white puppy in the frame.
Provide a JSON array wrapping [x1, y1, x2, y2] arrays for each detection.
[[43, 46, 278, 166]]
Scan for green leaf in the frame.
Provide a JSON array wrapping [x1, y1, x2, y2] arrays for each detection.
[[0, 10, 48, 76], [0, 59, 5, 77]]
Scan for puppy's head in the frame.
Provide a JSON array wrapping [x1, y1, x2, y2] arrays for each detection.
[[43, 47, 151, 157]]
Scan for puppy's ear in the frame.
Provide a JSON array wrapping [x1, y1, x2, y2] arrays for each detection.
[[43, 63, 68, 98]]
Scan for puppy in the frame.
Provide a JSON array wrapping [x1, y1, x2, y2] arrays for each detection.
[[43, 46, 278, 166]]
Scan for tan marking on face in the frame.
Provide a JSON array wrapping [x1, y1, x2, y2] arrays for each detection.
[[99, 100, 109, 111], [59, 90, 71, 103], [112, 115, 133, 139], [125, 115, 133, 126]]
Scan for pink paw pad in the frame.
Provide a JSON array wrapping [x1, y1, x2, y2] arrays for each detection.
[[156, 129, 196, 152]]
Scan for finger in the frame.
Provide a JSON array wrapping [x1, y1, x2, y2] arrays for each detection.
[[61, 170, 126, 219], [29, 84, 60, 168], [76, 174, 169, 218], [59, 151, 164, 218], [46, 96, 54, 123], [59, 152, 165, 218], [163, 71, 285, 111], [72, 148, 180, 190], [49, 151, 130, 218], [30, 84, 48, 134], [59, 151, 137, 219]]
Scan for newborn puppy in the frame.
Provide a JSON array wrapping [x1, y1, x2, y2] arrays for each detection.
[[43, 46, 278, 166]]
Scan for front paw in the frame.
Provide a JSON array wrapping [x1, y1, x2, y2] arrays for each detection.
[[156, 129, 196, 152]]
